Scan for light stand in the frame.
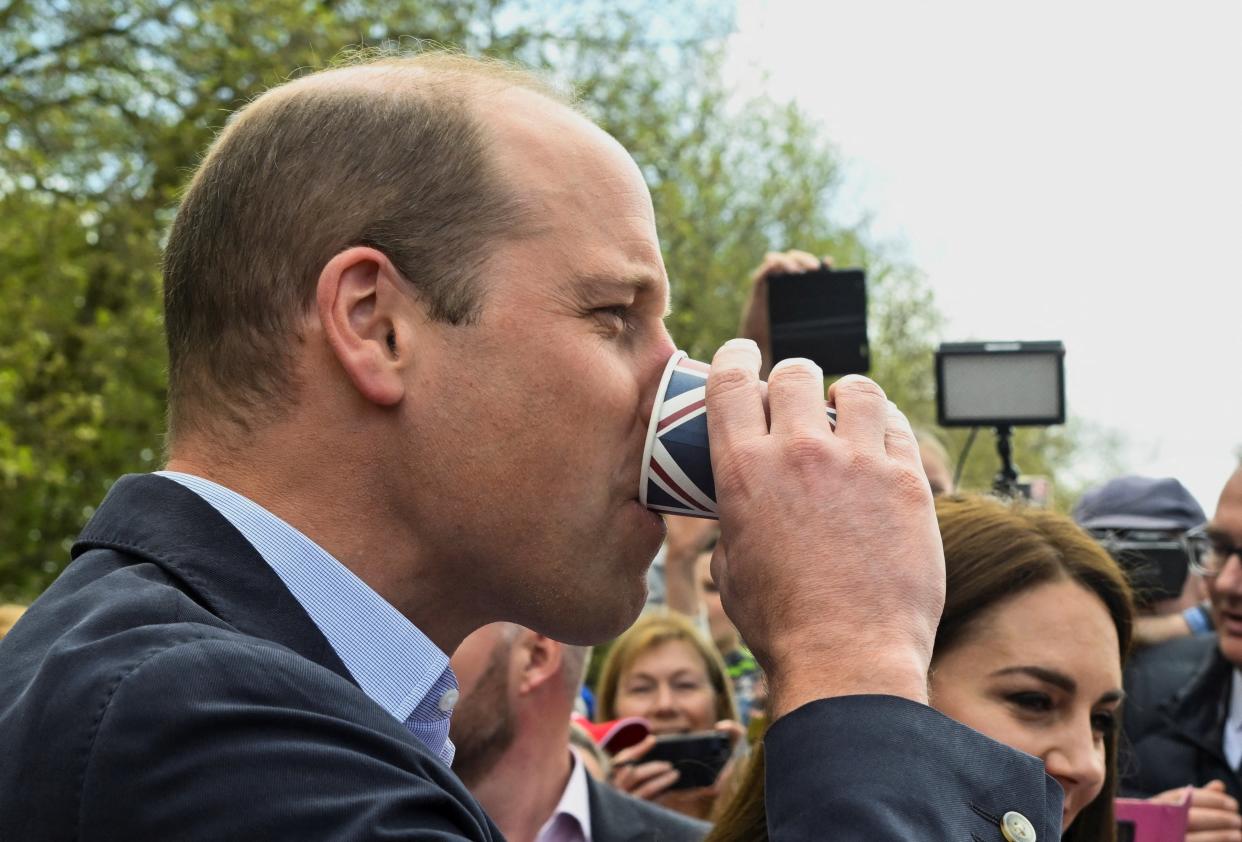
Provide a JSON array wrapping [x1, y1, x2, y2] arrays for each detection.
[[991, 425, 1021, 499], [935, 341, 1066, 502]]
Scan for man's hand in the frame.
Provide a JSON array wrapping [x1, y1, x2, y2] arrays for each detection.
[[1151, 781, 1242, 841], [738, 249, 829, 378], [705, 339, 944, 719]]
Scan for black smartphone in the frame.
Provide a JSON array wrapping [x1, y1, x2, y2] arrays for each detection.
[[642, 732, 732, 790], [767, 266, 869, 375]]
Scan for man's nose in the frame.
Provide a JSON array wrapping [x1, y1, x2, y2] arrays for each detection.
[[638, 330, 679, 427], [1213, 552, 1242, 595]]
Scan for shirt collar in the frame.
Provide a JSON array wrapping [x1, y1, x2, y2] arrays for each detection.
[[156, 471, 457, 762], [537, 750, 593, 842]]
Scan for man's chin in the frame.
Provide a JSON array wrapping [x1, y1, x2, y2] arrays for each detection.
[[542, 581, 648, 646]]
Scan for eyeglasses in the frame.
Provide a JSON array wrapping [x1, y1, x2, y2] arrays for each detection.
[[1186, 525, 1242, 577]]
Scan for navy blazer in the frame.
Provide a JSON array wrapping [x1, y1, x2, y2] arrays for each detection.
[[0, 474, 1061, 840], [586, 773, 708, 841]]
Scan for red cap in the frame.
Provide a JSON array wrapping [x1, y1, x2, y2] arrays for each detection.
[[572, 714, 651, 754]]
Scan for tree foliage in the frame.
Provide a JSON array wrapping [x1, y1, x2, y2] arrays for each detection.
[[0, 0, 1093, 600]]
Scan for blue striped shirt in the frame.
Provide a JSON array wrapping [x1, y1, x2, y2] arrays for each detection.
[[157, 471, 458, 765]]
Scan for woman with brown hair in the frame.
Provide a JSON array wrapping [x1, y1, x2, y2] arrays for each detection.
[[595, 610, 743, 820], [710, 494, 1135, 841]]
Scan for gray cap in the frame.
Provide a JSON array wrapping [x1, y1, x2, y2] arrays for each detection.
[[1072, 475, 1206, 531]]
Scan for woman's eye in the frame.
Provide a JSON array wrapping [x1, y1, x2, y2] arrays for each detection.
[[624, 684, 653, 695], [675, 681, 705, 692], [1091, 711, 1117, 733], [1007, 692, 1053, 713]]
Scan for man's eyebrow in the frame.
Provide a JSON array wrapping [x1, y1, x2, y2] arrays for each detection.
[[575, 271, 672, 316], [575, 271, 659, 294], [1205, 524, 1233, 542], [989, 665, 1077, 694]]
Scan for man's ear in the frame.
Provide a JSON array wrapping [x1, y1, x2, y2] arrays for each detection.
[[516, 633, 564, 697], [316, 247, 412, 406]]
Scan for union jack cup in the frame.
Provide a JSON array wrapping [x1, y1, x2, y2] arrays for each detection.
[[640, 351, 839, 519]]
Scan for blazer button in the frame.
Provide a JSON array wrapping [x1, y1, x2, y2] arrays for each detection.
[[1001, 811, 1036, 842]]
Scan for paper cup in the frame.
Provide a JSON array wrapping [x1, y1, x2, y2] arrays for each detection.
[[639, 351, 838, 519]]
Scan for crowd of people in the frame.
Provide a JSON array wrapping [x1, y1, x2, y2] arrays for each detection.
[[0, 50, 1239, 842]]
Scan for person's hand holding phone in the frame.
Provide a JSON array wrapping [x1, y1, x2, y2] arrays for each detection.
[[607, 722, 744, 818], [607, 734, 680, 800], [737, 250, 828, 378], [1150, 781, 1242, 841]]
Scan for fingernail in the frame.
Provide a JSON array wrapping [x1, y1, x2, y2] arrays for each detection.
[[724, 338, 758, 351], [770, 357, 822, 376]]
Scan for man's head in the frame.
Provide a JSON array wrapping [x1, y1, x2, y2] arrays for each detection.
[[163, 53, 675, 647], [163, 54, 544, 440], [1206, 464, 1242, 664], [449, 622, 590, 789], [1072, 475, 1207, 615]]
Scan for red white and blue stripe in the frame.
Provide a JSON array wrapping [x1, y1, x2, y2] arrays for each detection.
[[642, 355, 719, 518], [640, 351, 841, 520]]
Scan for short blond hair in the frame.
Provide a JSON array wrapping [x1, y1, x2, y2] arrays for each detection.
[[163, 51, 568, 440]]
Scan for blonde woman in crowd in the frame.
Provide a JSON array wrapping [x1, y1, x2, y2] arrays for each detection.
[[596, 611, 743, 821]]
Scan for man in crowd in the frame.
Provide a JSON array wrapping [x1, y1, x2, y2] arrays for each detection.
[[0, 53, 1061, 838], [1074, 477, 1211, 748], [1076, 475, 1213, 649], [1080, 475, 1242, 835], [1125, 463, 1242, 822], [450, 623, 706, 841]]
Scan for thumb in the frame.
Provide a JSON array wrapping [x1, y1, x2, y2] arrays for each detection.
[[1206, 780, 1227, 792]]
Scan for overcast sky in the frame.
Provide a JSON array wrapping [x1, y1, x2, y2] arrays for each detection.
[[724, 0, 1242, 512]]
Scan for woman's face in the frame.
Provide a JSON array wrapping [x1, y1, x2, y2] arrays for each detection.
[[930, 579, 1123, 832], [613, 639, 718, 735]]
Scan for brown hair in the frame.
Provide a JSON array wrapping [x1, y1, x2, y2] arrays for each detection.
[[162, 52, 562, 440], [596, 610, 738, 726], [707, 494, 1133, 842], [933, 494, 1132, 842]]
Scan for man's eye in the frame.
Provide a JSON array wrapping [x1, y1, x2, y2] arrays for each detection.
[[592, 306, 630, 332]]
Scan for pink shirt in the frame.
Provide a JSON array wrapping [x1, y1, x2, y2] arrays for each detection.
[[536, 750, 592, 842]]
